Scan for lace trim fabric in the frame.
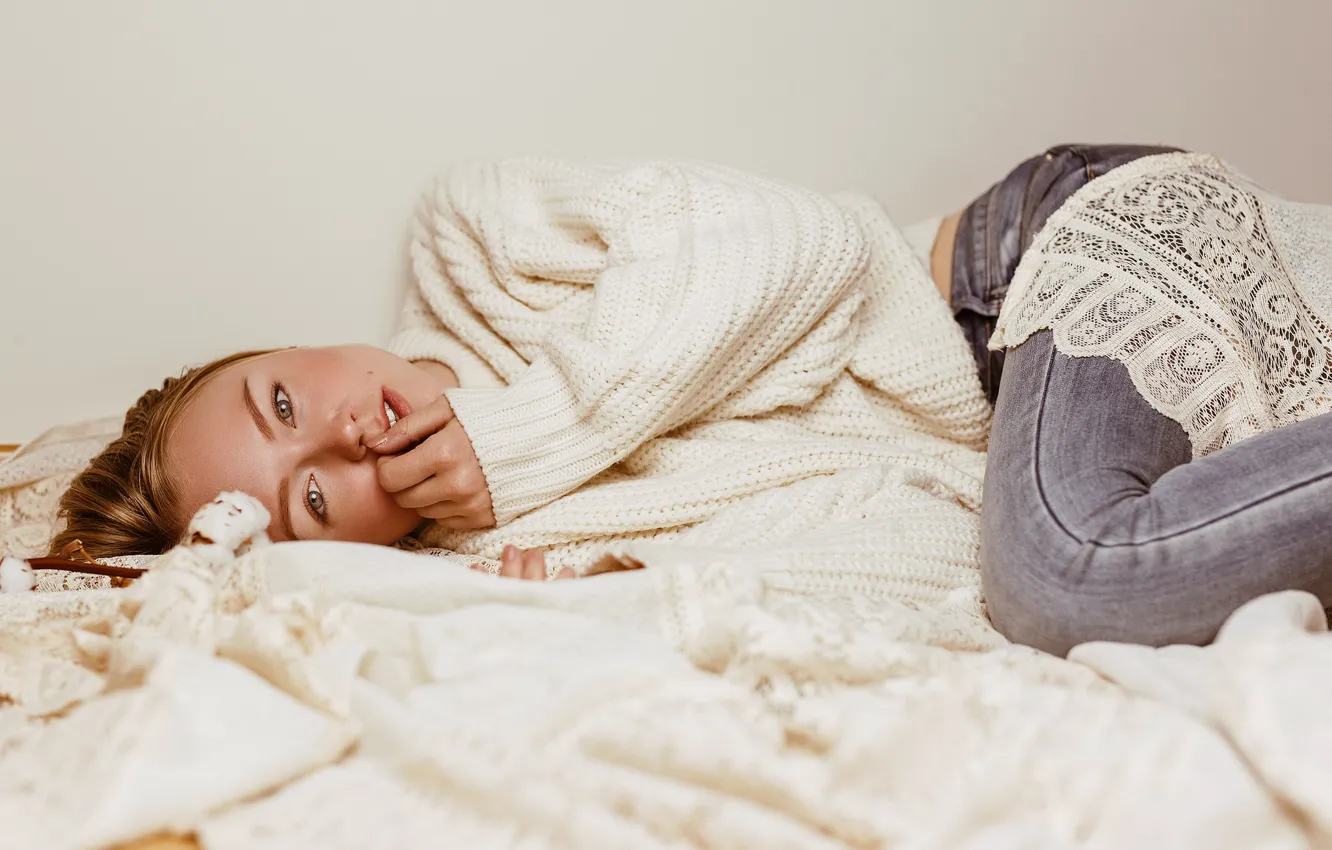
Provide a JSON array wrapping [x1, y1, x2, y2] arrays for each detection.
[[0, 418, 123, 590], [992, 153, 1332, 457]]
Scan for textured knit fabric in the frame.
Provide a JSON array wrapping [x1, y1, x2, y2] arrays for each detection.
[[389, 160, 992, 574]]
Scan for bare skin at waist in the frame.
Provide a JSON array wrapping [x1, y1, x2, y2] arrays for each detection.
[[930, 210, 962, 307]]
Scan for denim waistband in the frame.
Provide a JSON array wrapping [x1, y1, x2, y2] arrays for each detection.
[[951, 143, 1181, 403]]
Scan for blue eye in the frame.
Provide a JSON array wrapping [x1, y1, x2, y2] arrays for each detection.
[[272, 384, 295, 424]]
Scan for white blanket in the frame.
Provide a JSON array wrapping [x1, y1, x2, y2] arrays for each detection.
[[1, 493, 1328, 850]]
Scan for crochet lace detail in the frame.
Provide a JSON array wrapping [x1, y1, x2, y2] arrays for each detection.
[[0, 418, 122, 590], [994, 153, 1332, 456]]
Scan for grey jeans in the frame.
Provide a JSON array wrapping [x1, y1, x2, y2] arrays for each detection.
[[960, 145, 1332, 656]]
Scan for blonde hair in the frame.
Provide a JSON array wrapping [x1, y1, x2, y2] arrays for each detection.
[[49, 350, 275, 559]]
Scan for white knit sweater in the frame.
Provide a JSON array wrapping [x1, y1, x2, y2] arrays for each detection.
[[389, 160, 991, 573]]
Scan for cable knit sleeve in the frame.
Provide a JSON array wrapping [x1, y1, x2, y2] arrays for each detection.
[[426, 160, 868, 524]]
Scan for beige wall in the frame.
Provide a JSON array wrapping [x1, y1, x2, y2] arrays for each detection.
[[2, 0, 1329, 441]]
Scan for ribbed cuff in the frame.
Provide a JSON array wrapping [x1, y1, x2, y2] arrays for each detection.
[[445, 359, 611, 525]]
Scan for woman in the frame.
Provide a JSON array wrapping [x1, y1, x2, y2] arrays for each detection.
[[47, 346, 567, 579], [51, 146, 1332, 655]]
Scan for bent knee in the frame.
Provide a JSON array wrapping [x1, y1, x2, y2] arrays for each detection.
[[980, 530, 1218, 656], [981, 543, 1095, 657]]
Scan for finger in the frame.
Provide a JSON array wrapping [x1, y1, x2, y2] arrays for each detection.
[[431, 504, 495, 530], [583, 554, 647, 577], [394, 476, 462, 510], [499, 545, 523, 579], [521, 549, 546, 582], [417, 504, 466, 521], [446, 492, 496, 530], [378, 431, 459, 493], [475, 503, 497, 528], [555, 567, 575, 580], [370, 395, 455, 455]]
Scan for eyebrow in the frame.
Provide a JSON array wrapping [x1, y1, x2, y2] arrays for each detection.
[[242, 379, 275, 442], [277, 475, 298, 541]]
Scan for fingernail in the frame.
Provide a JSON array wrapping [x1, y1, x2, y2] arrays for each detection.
[[503, 545, 517, 560]]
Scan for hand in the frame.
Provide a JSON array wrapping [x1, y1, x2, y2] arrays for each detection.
[[471, 546, 575, 581], [371, 395, 496, 530]]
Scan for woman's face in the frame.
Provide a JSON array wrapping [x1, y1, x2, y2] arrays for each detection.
[[166, 346, 452, 545]]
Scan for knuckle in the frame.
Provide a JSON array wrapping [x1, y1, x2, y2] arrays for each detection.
[[436, 440, 458, 465], [425, 440, 453, 468], [433, 480, 461, 502]]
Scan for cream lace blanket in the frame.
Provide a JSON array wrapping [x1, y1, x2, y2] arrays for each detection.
[[2, 493, 1331, 850], [993, 152, 1332, 455], [0, 418, 152, 591]]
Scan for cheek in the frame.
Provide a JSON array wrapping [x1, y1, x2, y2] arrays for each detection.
[[337, 463, 420, 544]]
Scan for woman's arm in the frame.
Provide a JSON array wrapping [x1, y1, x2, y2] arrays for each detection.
[[430, 161, 869, 524]]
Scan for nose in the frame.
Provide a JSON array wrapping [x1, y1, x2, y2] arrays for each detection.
[[312, 406, 370, 463]]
